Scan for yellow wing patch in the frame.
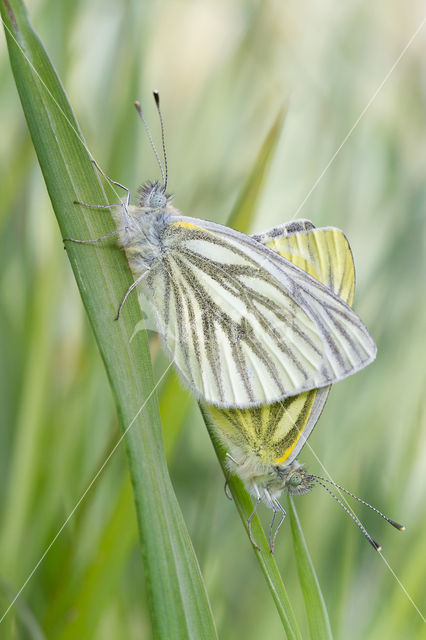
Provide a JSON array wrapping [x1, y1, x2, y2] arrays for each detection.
[[208, 390, 320, 466], [172, 221, 205, 231]]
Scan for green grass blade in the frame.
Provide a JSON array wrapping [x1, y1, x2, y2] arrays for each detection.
[[288, 496, 333, 640], [227, 105, 286, 230], [1, 1, 217, 637]]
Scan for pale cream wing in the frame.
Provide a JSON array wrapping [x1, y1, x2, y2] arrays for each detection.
[[145, 217, 375, 408]]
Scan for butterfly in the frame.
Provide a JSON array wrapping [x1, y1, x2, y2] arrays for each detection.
[[105, 182, 377, 410], [205, 220, 404, 551]]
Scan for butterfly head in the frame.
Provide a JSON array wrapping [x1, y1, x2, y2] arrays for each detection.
[[279, 461, 314, 496], [138, 180, 171, 210]]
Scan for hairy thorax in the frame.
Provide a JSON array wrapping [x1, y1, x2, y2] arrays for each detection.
[[109, 180, 180, 270], [111, 208, 179, 274]]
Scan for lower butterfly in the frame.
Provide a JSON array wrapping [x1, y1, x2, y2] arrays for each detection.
[[206, 220, 404, 550]]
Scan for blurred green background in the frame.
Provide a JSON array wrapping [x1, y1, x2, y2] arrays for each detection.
[[0, 0, 425, 638]]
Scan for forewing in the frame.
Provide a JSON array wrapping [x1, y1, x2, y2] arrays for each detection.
[[146, 217, 375, 408]]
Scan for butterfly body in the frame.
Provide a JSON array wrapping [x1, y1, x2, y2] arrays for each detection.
[[113, 182, 175, 268], [226, 452, 314, 509]]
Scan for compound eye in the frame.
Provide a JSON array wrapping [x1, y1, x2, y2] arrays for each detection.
[[151, 191, 167, 208], [288, 472, 302, 487]]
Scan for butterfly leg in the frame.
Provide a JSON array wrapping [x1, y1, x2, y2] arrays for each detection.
[[225, 453, 245, 466], [224, 453, 245, 500], [266, 490, 286, 553], [63, 227, 128, 245], [247, 489, 262, 551], [72, 159, 131, 228], [68, 186, 131, 244], [268, 509, 277, 549], [223, 469, 233, 501], [89, 158, 131, 207], [74, 158, 131, 212], [73, 200, 127, 210], [115, 270, 150, 320]]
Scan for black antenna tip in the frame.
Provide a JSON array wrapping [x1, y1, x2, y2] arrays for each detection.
[[153, 90, 160, 107], [389, 519, 406, 531], [370, 538, 382, 552]]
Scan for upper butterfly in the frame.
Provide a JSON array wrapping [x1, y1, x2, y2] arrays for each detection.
[[72, 94, 376, 409], [110, 183, 376, 408]]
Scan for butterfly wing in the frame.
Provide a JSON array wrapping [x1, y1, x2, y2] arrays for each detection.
[[208, 219, 356, 465], [254, 219, 355, 307], [208, 387, 331, 467], [145, 216, 375, 408]]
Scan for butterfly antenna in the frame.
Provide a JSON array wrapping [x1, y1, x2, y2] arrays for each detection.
[[134, 100, 165, 186], [310, 474, 405, 531], [153, 90, 168, 190], [308, 476, 382, 550]]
